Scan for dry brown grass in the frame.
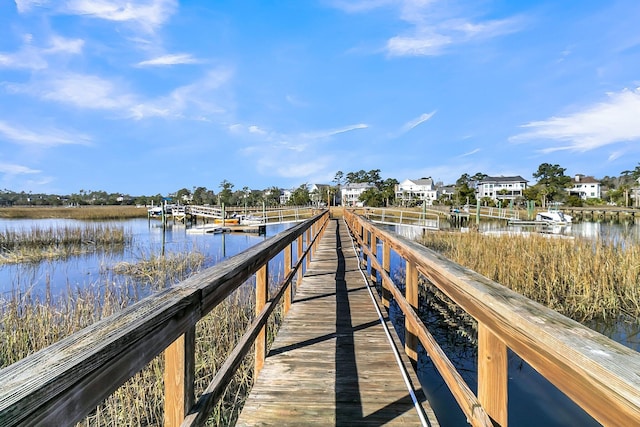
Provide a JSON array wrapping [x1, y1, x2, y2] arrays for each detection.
[[0, 250, 273, 426], [0, 225, 131, 264], [0, 206, 148, 220], [419, 231, 640, 322]]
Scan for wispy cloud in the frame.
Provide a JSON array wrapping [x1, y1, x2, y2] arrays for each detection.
[[301, 123, 368, 139], [236, 122, 368, 181], [510, 87, 640, 153], [460, 148, 480, 157], [332, 0, 524, 56], [129, 67, 233, 119], [5, 67, 232, 120], [136, 53, 200, 67], [6, 72, 135, 110], [14, 0, 48, 13], [0, 162, 41, 175], [66, 0, 176, 33], [400, 111, 436, 133], [0, 34, 83, 70], [0, 120, 91, 146], [16, 0, 177, 33]]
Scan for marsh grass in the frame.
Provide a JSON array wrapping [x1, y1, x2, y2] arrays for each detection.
[[0, 206, 148, 220], [419, 231, 640, 322], [1, 250, 286, 426], [0, 225, 131, 264]]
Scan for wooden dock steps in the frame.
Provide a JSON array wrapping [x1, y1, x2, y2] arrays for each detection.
[[236, 219, 439, 426]]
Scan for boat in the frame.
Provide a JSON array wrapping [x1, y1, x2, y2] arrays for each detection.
[[240, 214, 264, 225], [213, 218, 240, 225], [186, 224, 231, 234], [535, 208, 572, 225]]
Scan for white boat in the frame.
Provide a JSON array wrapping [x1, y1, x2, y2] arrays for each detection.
[[186, 224, 231, 234], [536, 208, 572, 225], [239, 214, 264, 225]]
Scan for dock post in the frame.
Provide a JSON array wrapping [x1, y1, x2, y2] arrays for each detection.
[[478, 323, 508, 426], [381, 241, 391, 308], [255, 264, 268, 376], [164, 327, 195, 427], [284, 244, 292, 314], [405, 260, 418, 363]]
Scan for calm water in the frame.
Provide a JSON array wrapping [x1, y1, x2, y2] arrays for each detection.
[[0, 218, 291, 298], [1, 217, 637, 426]]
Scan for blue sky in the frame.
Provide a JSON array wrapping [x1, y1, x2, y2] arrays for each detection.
[[1, 0, 639, 196]]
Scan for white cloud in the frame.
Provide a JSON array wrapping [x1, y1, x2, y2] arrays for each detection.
[[16, 0, 177, 32], [14, 0, 49, 13], [249, 125, 267, 135], [136, 53, 200, 67], [64, 0, 177, 32], [0, 34, 84, 70], [510, 87, 640, 153], [45, 35, 84, 54], [0, 162, 40, 175], [0, 120, 91, 147], [400, 111, 436, 133], [129, 67, 233, 119], [332, 0, 523, 57], [460, 148, 480, 157], [10, 73, 135, 110], [301, 123, 368, 139]]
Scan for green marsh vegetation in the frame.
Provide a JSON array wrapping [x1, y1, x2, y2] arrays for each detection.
[[419, 231, 640, 323]]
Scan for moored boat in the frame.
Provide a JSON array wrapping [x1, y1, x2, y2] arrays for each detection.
[[535, 207, 572, 225]]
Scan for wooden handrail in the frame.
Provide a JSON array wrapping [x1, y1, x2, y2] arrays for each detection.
[[0, 210, 329, 427], [344, 209, 640, 427]]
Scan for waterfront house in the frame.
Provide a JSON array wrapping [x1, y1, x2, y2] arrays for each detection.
[[476, 176, 528, 203], [308, 184, 331, 206], [279, 189, 292, 205], [395, 178, 439, 206], [568, 174, 601, 200], [341, 183, 375, 207]]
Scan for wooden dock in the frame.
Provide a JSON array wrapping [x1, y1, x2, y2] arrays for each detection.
[[236, 219, 438, 426]]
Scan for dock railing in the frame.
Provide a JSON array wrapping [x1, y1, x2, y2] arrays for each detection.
[[0, 210, 330, 426], [344, 209, 640, 427]]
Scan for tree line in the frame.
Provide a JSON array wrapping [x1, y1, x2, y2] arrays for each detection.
[[2, 163, 640, 208]]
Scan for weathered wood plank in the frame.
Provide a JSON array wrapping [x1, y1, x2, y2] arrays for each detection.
[[236, 219, 438, 426]]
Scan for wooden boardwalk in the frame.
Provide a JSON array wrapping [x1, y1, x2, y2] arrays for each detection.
[[236, 219, 439, 426]]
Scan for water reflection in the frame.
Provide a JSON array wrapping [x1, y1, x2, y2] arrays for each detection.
[[0, 218, 290, 298]]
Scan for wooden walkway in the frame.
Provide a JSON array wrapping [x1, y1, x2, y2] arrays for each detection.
[[236, 219, 439, 426]]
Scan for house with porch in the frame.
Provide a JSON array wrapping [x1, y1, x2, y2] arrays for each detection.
[[568, 174, 601, 200], [341, 183, 375, 207], [395, 178, 439, 206], [476, 176, 528, 203]]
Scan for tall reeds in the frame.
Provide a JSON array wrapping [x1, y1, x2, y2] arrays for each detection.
[[0, 249, 280, 426], [0, 224, 131, 264], [419, 231, 640, 322], [0, 206, 148, 220]]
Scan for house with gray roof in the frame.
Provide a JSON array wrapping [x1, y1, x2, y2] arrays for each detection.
[[477, 176, 528, 203]]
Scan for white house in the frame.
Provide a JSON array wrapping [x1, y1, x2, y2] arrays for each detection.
[[341, 183, 375, 207], [309, 184, 330, 206], [279, 189, 292, 205], [395, 178, 438, 206], [477, 176, 528, 203], [568, 174, 601, 200]]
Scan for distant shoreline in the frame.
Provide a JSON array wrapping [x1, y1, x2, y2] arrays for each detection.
[[0, 205, 149, 220]]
